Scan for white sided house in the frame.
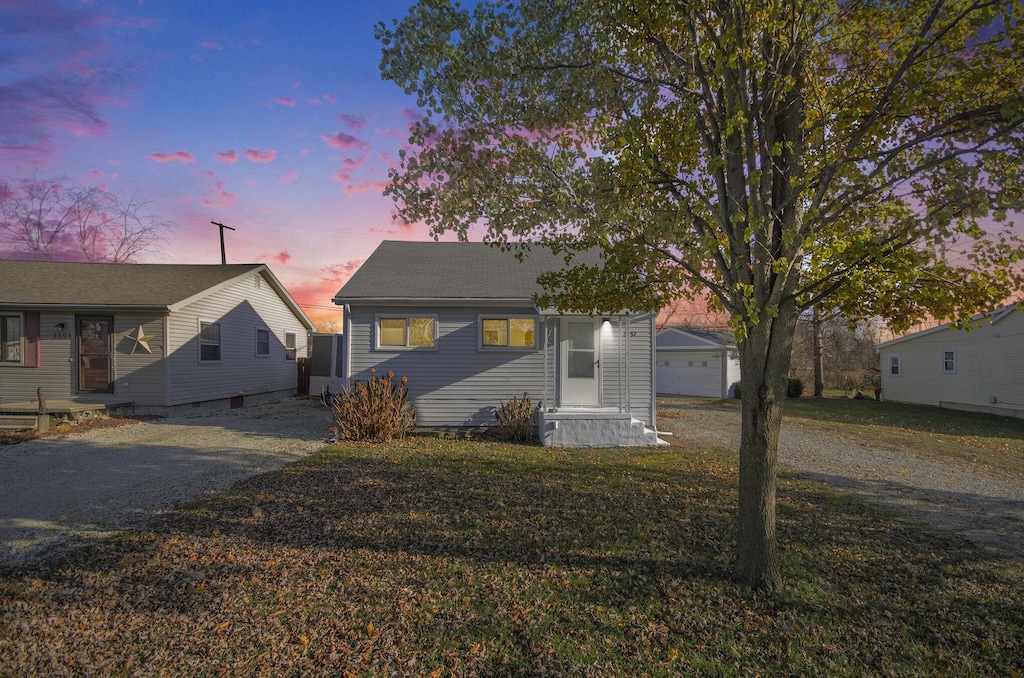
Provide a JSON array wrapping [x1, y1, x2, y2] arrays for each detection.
[[0, 260, 313, 419], [333, 241, 664, 447], [656, 327, 740, 398], [877, 303, 1024, 418]]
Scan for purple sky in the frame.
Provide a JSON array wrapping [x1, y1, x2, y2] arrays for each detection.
[[0, 0, 466, 327]]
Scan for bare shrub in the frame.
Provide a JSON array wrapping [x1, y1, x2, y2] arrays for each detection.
[[495, 392, 538, 442], [330, 369, 415, 442]]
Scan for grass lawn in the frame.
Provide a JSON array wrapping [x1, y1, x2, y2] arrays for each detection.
[[2, 434, 1023, 675]]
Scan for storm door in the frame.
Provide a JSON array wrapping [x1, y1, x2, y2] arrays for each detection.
[[560, 318, 600, 406], [77, 316, 114, 393]]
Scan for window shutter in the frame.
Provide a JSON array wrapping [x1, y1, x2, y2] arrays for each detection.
[[24, 311, 40, 367]]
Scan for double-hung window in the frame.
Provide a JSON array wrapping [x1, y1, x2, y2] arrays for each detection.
[[480, 317, 536, 349], [256, 328, 270, 357], [200, 321, 221, 362], [888, 354, 901, 377], [377, 316, 436, 349], [285, 332, 297, 360], [941, 349, 956, 374], [1, 314, 23, 363]]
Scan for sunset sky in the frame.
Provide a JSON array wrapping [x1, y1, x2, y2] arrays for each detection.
[[0, 0, 473, 328]]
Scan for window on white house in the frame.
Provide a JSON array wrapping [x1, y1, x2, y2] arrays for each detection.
[[200, 322, 221, 362], [941, 349, 956, 374], [481, 317, 536, 349], [1, 314, 22, 363], [888, 354, 901, 377], [256, 328, 270, 356], [377, 316, 436, 348], [285, 332, 297, 360]]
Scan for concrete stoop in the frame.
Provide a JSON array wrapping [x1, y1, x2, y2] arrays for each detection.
[[538, 409, 667, 448]]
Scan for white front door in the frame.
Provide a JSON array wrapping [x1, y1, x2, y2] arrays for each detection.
[[560, 318, 600, 406]]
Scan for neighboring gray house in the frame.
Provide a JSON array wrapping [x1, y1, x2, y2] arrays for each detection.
[[332, 241, 663, 447], [877, 302, 1024, 418], [0, 260, 313, 416], [656, 327, 740, 398]]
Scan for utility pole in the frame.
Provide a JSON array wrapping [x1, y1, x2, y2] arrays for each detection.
[[210, 221, 235, 264]]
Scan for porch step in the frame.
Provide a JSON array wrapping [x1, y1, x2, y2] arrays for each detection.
[[0, 415, 41, 432], [538, 410, 667, 448]]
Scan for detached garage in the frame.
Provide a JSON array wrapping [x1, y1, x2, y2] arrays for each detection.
[[656, 327, 740, 398]]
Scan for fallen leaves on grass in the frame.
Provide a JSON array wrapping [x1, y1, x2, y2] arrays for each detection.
[[1, 437, 1021, 676]]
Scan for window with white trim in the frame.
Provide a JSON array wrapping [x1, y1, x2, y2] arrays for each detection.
[[284, 332, 297, 360], [480, 317, 536, 349], [377, 316, 436, 349], [1, 314, 23, 363], [887, 354, 901, 377], [941, 349, 956, 374], [199, 321, 221, 362], [256, 328, 270, 357]]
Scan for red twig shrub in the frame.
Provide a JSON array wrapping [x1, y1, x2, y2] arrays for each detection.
[[330, 369, 415, 442]]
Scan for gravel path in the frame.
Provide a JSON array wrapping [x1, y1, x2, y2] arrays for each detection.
[[657, 397, 1024, 559], [0, 397, 332, 564]]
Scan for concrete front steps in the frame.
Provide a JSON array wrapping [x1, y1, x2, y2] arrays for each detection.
[[538, 408, 667, 448]]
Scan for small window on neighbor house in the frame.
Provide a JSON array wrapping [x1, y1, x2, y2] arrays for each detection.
[[481, 317, 536, 348], [256, 328, 270, 356], [285, 332, 297, 360], [200, 322, 221, 362], [1, 314, 23, 363], [941, 349, 956, 374], [378, 316, 435, 348], [888, 354, 901, 377]]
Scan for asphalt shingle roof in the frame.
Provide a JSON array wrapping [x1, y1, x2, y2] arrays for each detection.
[[333, 241, 603, 303], [0, 260, 264, 308]]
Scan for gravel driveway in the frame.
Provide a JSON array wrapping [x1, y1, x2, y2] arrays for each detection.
[[658, 397, 1024, 559], [0, 397, 331, 564]]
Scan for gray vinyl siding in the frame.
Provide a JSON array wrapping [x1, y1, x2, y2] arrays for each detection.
[[598, 314, 656, 426], [0, 311, 75, 401], [166, 272, 308, 407], [880, 310, 1024, 414], [346, 306, 550, 426], [0, 310, 168, 404], [345, 307, 655, 428]]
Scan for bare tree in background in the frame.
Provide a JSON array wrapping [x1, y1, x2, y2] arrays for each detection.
[[0, 176, 174, 262]]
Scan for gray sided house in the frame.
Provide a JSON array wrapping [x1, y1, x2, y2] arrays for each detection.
[[877, 303, 1024, 419], [656, 327, 740, 398], [333, 241, 663, 447], [0, 260, 313, 416]]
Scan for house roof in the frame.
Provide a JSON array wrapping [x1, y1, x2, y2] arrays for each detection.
[[0, 260, 314, 329], [333, 241, 604, 306], [876, 302, 1019, 349], [657, 327, 736, 350]]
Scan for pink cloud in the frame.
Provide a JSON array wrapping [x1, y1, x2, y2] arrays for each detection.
[[330, 170, 351, 184], [342, 154, 368, 171], [259, 251, 292, 265], [201, 179, 235, 208], [215, 150, 238, 164], [307, 98, 323, 106], [339, 113, 368, 130], [276, 172, 298, 184], [200, 41, 223, 51], [0, 2, 137, 165], [290, 81, 301, 89], [149, 150, 195, 164], [343, 180, 389, 197], [323, 94, 336, 105], [320, 131, 370, 152], [243, 148, 277, 163], [276, 97, 296, 107]]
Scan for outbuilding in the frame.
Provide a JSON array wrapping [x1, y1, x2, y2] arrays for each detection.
[[656, 327, 740, 398]]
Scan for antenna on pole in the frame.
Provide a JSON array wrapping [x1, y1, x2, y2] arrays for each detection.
[[210, 221, 236, 264]]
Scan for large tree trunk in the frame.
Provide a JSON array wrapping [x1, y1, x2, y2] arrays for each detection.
[[812, 308, 824, 398], [732, 300, 800, 591]]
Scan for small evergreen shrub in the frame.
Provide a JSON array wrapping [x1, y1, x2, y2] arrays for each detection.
[[787, 377, 805, 399], [495, 392, 538, 442], [330, 369, 415, 442]]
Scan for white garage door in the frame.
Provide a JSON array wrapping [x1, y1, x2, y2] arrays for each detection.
[[657, 350, 723, 397]]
